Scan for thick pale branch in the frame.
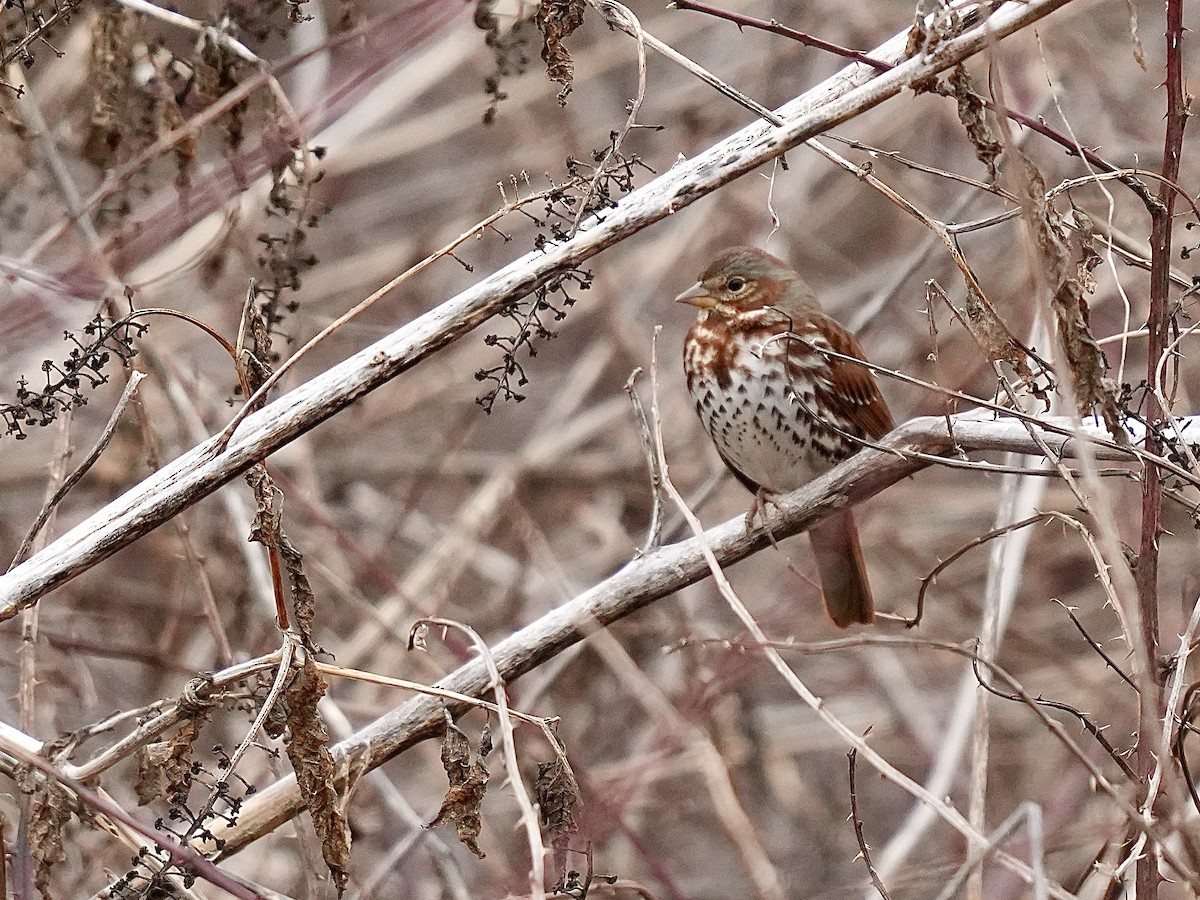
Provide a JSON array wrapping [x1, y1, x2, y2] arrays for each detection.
[[202, 412, 1176, 857], [0, 0, 1076, 619]]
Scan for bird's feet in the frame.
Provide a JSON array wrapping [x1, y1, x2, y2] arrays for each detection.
[[744, 487, 780, 530]]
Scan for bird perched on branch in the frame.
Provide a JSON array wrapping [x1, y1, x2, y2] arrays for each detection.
[[677, 246, 894, 627]]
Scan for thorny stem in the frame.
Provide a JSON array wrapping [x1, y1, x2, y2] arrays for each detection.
[[671, 0, 894, 70], [1137, 1, 1188, 896], [848, 749, 893, 899], [675, 632, 1200, 889]]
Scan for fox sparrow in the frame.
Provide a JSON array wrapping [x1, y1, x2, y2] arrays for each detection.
[[678, 246, 894, 627]]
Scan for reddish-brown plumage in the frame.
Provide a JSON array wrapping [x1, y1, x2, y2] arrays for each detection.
[[677, 246, 893, 627]]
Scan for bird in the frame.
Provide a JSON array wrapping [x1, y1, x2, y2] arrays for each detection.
[[677, 246, 894, 627]]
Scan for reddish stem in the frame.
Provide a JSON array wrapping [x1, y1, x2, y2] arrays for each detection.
[[1136, 0, 1187, 896], [672, 0, 894, 71]]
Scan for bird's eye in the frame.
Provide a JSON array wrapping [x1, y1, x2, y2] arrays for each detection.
[[726, 277, 747, 293]]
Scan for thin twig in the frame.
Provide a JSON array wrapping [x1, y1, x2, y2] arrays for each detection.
[[9, 371, 147, 569], [848, 748, 892, 899], [314, 661, 557, 730], [1056, 600, 1139, 693], [676, 633, 1195, 888], [65, 653, 286, 781], [574, 0, 651, 235], [775, 338, 1200, 490], [624, 368, 665, 553], [671, 0, 894, 71], [971, 655, 1136, 780], [673, 0, 1161, 209], [607, 10, 783, 126], [213, 180, 593, 454]]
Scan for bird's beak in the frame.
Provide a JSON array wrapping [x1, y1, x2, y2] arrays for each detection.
[[674, 282, 715, 309]]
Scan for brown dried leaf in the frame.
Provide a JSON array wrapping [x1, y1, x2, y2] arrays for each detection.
[[1072, 208, 1104, 294], [246, 464, 277, 547], [428, 713, 490, 858], [164, 710, 212, 806], [14, 762, 36, 795], [83, 4, 137, 167], [947, 65, 1001, 179], [903, 10, 928, 59], [478, 722, 493, 758], [30, 784, 70, 898], [245, 464, 324, 650], [1010, 154, 1067, 279], [536, 754, 580, 844], [908, 73, 940, 96], [536, 0, 585, 105], [134, 740, 173, 806], [1009, 153, 1124, 440], [962, 284, 1033, 380], [1052, 276, 1125, 439], [278, 532, 320, 652], [904, 4, 963, 60], [285, 658, 351, 896], [237, 290, 275, 395]]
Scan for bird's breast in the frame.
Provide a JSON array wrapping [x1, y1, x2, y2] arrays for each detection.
[[683, 322, 853, 492]]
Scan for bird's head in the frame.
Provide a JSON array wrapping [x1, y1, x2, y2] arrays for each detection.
[[674, 246, 819, 321]]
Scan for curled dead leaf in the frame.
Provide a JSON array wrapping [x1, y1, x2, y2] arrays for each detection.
[[1009, 151, 1126, 442], [536, 0, 586, 105], [536, 754, 580, 844], [947, 65, 1001, 179], [428, 712, 491, 858], [285, 659, 351, 896], [134, 741, 173, 806], [30, 784, 71, 897]]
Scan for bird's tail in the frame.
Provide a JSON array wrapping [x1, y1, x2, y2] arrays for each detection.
[[809, 510, 875, 627]]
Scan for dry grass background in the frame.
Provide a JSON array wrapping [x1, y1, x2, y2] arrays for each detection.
[[1, 0, 1199, 897]]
